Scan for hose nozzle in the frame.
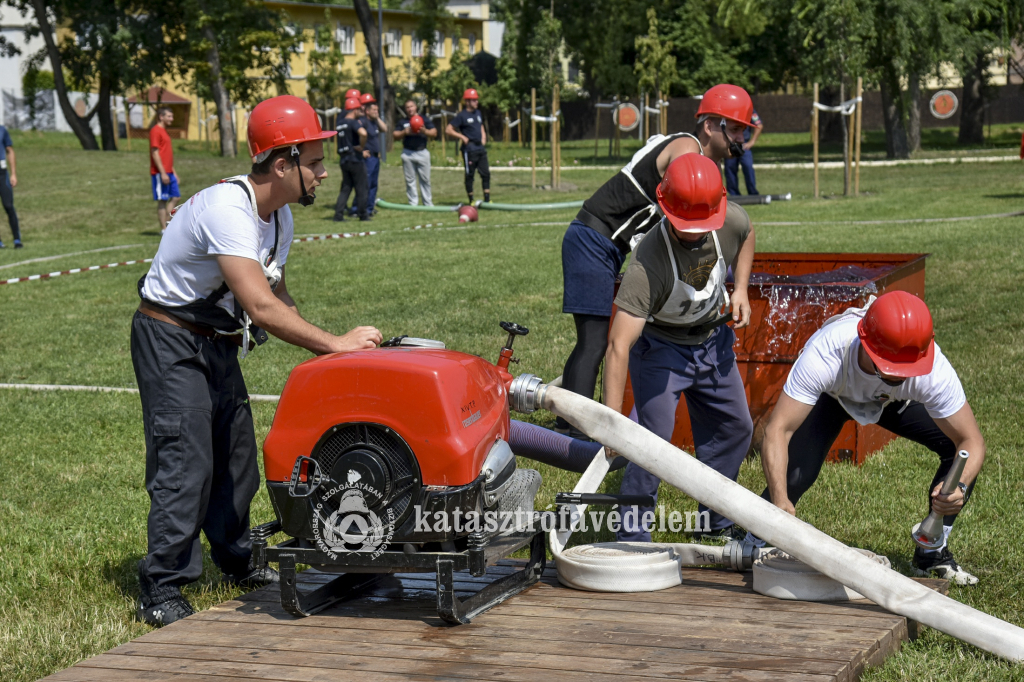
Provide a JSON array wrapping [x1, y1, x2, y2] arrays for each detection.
[[912, 450, 969, 549]]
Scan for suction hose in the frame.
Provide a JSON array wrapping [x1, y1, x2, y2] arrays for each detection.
[[376, 199, 456, 212], [509, 375, 1024, 662], [508, 420, 627, 473], [476, 200, 583, 211]]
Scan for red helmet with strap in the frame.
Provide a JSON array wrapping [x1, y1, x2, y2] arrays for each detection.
[[655, 153, 727, 233], [359, 93, 376, 105], [345, 89, 361, 100], [463, 88, 479, 101], [696, 84, 754, 127], [858, 291, 935, 377], [344, 97, 362, 111], [247, 95, 335, 161]]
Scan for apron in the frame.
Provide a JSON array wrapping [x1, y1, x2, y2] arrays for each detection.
[[649, 221, 729, 327], [815, 296, 894, 425], [615, 133, 703, 252]]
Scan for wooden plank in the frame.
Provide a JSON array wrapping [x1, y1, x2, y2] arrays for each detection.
[[103, 642, 709, 682], [195, 599, 884, 667], [73, 654, 464, 682], [139, 618, 853, 682], [126, 628, 836, 682], [42, 669, 242, 682]]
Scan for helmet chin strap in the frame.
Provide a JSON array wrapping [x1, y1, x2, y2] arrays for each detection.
[[720, 119, 745, 159], [290, 145, 316, 207]]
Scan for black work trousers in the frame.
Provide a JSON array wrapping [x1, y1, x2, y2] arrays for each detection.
[[130, 312, 259, 602], [463, 147, 490, 196], [0, 170, 20, 242], [761, 395, 973, 526], [336, 155, 369, 219]]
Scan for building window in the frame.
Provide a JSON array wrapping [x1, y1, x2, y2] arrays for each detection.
[[285, 24, 303, 52], [411, 35, 424, 57], [568, 60, 579, 83], [336, 24, 355, 54], [433, 31, 445, 57], [385, 28, 402, 56], [468, 33, 476, 55]]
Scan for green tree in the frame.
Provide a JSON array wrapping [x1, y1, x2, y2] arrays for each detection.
[[412, 0, 454, 111], [163, 0, 296, 157], [307, 9, 351, 112], [634, 7, 678, 99], [525, 8, 563, 98], [433, 26, 478, 106]]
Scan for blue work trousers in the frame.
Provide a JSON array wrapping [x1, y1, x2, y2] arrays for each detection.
[[724, 149, 758, 196], [617, 327, 753, 541]]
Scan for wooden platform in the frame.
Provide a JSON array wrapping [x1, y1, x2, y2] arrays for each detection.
[[42, 561, 946, 682]]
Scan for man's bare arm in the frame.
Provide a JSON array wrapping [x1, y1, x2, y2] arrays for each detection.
[[217, 256, 381, 354], [745, 121, 764, 150], [602, 310, 647, 414], [273, 268, 298, 313], [151, 147, 168, 183], [761, 393, 815, 515], [931, 402, 986, 515], [6, 147, 16, 187], [730, 227, 755, 327]]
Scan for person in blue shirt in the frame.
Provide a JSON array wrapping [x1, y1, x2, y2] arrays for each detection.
[[724, 110, 763, 196], [394, 100, 437, 206], [353, 93, 387, 215], [446, 88, 491, 204], [0, 125, 22, 248], [334, 97, 370, 222]]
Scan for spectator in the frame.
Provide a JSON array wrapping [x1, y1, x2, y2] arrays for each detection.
[[357, 93, 387, 214], [334, 97, 370, 222], [150, 107, 181, 233], [394, 100, 437, 206], [0, 123, 21, 248], [446, 88, 490, 204], [724, 110, 762, 196]]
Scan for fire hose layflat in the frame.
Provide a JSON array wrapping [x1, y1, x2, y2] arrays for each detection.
[[754, 548, 891, 601]]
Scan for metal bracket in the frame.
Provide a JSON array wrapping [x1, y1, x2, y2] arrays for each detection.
[[436, 531, 547, 625], [277, 553, 381, 618], [287, 456, 325, 498]]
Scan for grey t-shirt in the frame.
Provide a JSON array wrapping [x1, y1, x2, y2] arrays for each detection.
[[614, 201, 751, 345]]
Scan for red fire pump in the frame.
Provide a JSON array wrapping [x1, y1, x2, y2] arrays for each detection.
[[250, 322, 546, 624]]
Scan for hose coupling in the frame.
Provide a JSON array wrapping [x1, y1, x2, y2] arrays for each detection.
[[509, 373, 546, 413], [722, 539, 762, 572]]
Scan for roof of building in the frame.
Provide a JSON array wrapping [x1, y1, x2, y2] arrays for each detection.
[[128, 87, 191, 104]]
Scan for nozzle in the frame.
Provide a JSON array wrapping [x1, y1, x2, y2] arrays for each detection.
[[912, 450, 969, 549]]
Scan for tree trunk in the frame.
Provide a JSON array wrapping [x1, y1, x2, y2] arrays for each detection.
[[907, 75, 921, 153], [879, 74, 909, 159], [841, 82, 849, 196], [958, 54, 987, 145], [97, 75, 117, 151], [353, 0, 395, 152], [30, 0, 99, 150], [203, 24, 237, 158]]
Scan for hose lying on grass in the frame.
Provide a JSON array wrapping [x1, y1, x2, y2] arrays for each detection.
[[508, 376, 1024, 662]]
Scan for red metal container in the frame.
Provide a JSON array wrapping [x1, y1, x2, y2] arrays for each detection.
[[622, 253, 928, 464]]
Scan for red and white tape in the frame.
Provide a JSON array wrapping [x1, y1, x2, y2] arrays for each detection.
[[292, 231, 377, 243], [1, 258, 154, 286]]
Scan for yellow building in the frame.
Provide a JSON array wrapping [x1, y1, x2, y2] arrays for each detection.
[[145, 1, 486, 143]]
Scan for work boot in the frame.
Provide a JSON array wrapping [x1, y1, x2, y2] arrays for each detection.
[[222, 562, 280, 590], [136, 594, 195, 627], [913, 547, 979, 586], [13, 240, 22, 249]]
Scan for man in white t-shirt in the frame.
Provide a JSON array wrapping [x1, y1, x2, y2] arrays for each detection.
[[758, 291, 985, 585], [131, 96, 382, 626]]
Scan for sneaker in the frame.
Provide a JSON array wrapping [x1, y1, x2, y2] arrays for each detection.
[[692, 524, 748, 544], [136, 594, 195, 627], [913, 547, 979, 586], [222, 564, 280, 589], [332, 216, 347, 222], [0, 241, 5, 249], [13, 240, 22, 249]]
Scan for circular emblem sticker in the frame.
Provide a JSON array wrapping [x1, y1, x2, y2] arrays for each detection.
[[929, 90, 958, 120], [614, 103, 640, 132], [312, 467, 396, 560]]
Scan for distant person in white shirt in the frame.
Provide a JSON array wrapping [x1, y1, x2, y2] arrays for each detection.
[[758, 291, 985, 585]]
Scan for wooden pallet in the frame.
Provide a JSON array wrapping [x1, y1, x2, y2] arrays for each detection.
[[41, 561, 947, 682]]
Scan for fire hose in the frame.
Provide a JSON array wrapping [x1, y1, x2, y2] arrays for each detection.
[[508, 377, 1024, 662]]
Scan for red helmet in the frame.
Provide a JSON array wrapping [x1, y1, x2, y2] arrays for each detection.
[[344, 97, 362, 111], [359, 93, 376, 105], [656, 153, 727, 233], [463, 88, 479, 101], [458, 205, 478, 223], [696, 84, 754, 127], [409, 114, 425, 133], [247, 95, 336, 161], [858, 291, 935, 377], [345, 89, 361, 100]]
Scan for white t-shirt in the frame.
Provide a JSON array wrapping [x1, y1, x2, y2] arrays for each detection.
[[141, 178, 293, 323], [783, 315, 966, 425]]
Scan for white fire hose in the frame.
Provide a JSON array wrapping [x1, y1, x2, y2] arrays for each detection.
[[510, 376, 1024, 662]]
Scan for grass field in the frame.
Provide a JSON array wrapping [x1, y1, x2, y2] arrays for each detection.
[[1, 129, 1023, 681]]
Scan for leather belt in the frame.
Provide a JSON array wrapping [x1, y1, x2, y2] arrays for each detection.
[[137, 300, 249, 348]]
